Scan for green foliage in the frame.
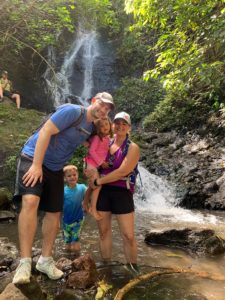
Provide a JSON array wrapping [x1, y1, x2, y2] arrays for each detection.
[[115, 77, 164, 124], [0, 0, 75, 51], [68, 145, 88, 183], [4, 155, 17, 178], [74, 0, 123, 35], [143, 93, 211, 131], [117, 28, 154, 74], [0, 102, 43, 189], [125, 0, 225, 130]]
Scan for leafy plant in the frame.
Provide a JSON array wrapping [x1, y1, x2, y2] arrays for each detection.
[[125, 0, 225, 130], [115, 77, 164, 124]]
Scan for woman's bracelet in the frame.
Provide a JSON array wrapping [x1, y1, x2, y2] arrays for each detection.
[[94, 178, 100, 186]]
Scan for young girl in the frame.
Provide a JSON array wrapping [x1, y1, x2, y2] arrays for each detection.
[[83, 117, 112, 220]]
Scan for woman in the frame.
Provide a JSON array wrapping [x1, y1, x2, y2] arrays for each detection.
[[90, 111, 140, 273]]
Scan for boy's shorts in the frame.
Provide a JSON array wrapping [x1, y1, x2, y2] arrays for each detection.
[[14, 154, 64, 212], [97, 185, 134, 214], [63, 219, 84, 244]]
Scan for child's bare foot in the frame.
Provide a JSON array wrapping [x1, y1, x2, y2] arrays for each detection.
[[89, 207, 103, 220]]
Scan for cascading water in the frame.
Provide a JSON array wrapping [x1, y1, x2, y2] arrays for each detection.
[[134, 165, 222, 226], [43, 28, 118, 108], [44, 29, 99, 107]]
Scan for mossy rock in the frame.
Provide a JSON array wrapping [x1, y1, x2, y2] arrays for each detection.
[[0, 188, 11, 209]]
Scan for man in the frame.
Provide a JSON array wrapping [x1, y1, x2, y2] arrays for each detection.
[[13, 92, 114, 284], [0, 70, 21, 108]]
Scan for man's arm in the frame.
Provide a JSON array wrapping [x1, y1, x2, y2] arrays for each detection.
[[22, 119, 59, 187]]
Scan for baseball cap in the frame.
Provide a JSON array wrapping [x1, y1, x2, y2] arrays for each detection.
[[94, 92, 115, 110], [2, 70, 8, 75], [113, 112, 131, 125]]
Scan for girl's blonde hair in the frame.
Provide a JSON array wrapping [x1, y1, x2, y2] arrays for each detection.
[[63, 165, 78, 174], [94, 117, 113, 140]]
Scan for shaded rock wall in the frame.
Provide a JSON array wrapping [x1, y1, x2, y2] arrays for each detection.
[[140, 121, 225, 210]]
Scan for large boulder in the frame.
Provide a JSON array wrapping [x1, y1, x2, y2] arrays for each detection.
[[0, 188, 11, 210], [0, 211, 16, 222], [145, 228, 225, 255], [0, 279, 46, 300], [67, 254, 98, 289]]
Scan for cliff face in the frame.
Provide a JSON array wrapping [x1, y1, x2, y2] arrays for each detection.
[[139, 112, 225, 210]]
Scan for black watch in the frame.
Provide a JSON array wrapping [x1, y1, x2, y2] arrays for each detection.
[[94, 178, 100, 186]]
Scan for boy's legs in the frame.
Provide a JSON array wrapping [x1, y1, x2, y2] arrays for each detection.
[[71, 219, 84, 252], [70, 241, 81, 252], [63, 222, 72, 251]]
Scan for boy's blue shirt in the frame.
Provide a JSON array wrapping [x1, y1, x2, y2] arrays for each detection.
[[22, 104, 93, 171], [63, 183, 86, 224]]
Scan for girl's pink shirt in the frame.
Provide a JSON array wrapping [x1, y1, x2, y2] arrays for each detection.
[[85, 135, 110, 168]]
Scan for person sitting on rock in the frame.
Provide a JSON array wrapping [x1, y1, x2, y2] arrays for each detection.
[[0, 70, 21, 109]]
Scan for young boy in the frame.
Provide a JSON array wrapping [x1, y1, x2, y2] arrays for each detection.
[[63, 165, 86, 252]]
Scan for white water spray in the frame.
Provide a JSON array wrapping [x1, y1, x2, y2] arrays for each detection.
[[135, 165, 219, 225], [44, 29, 100, 107]]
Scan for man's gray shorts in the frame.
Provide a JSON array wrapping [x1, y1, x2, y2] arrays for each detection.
[[14, 154, 64, 212]]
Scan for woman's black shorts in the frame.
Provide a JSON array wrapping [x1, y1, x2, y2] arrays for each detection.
[[96, 185, 134, 214], [14, 154, 64, 212]]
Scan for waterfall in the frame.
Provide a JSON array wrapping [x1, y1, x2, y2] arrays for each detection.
[[135, 165, 219, 224], [43, 29, 100, 107]]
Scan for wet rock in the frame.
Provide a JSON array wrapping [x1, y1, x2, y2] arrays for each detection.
[[67, 270, 96, 289], [183, 140, 210, 154], [67, 254, 98, 289], [0, 278, 46, 300], [0, 188, 11, 210], [0, 283, 28, 300], [0, 211, 16, 222], [56, 257, 73, 272], [202, 181, 219, 194], [178, 190, 206, 209], [0, 257, 14, 278], [145, 228, 225, 255], [72, 254, 97, 273], [0, 237, 18, 259], [54, 288, 91, 300]]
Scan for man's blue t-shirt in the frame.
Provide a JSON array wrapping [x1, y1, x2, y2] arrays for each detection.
[[63, 183, 86, 224], [22, 104, 94, 171]]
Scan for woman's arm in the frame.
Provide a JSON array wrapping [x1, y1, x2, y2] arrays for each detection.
[[93, 142, 140, 186]]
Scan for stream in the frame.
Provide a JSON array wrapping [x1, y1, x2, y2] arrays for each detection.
[[1, 165, 225, 299]]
